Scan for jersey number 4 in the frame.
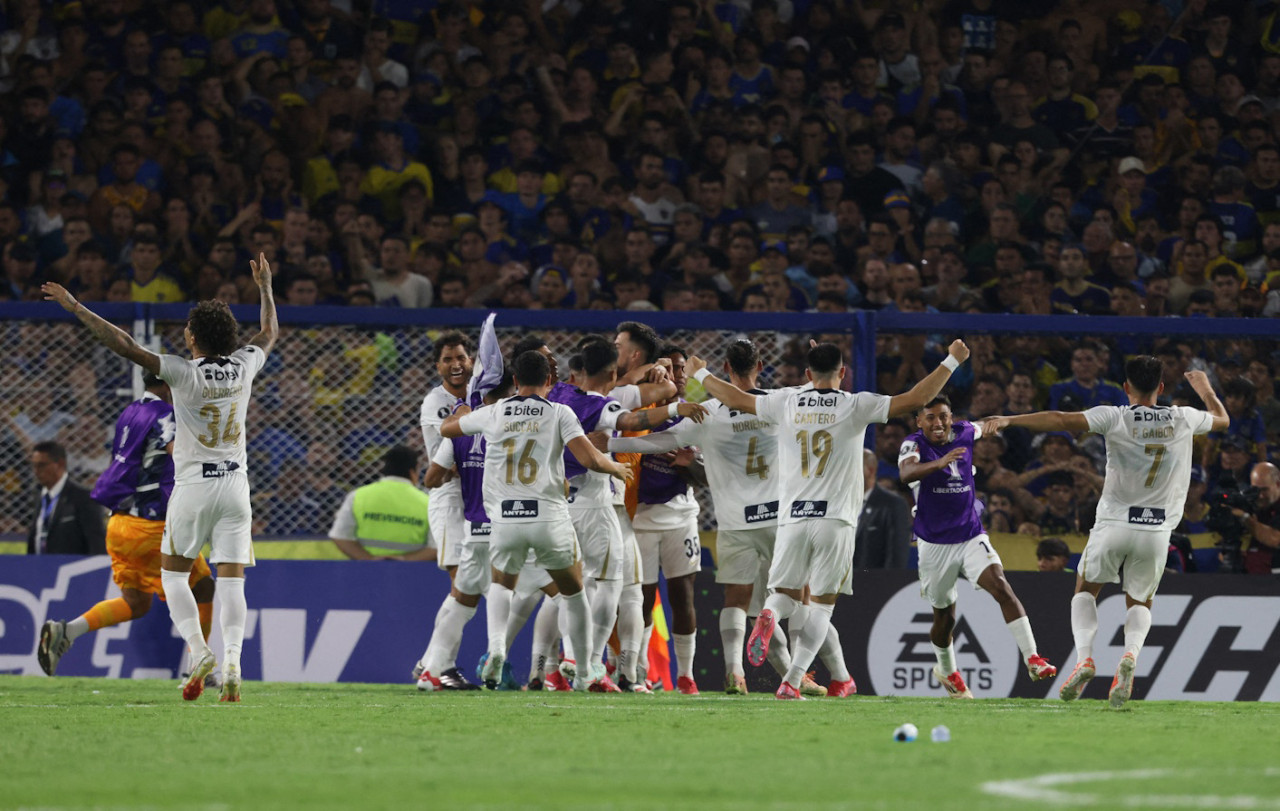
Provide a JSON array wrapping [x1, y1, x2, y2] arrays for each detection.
[[502, 438, 540, 485], [745, 436, 770, 480], [796, 429, 833, 479], [196, 403, 241, 449]]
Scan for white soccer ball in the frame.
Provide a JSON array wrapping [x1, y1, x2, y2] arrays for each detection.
[[893, 723, 918, 742]]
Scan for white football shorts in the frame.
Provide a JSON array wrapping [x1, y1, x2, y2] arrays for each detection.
[[1080, 523, 1169, 603], [917, 534, 1003, 609], [636, 516, 702, 585], [163, 476, 254, 566], [570, 506, 624, 581], [768, 519, 853, 597], [715, 527, 777, 586], [490, 518, 579, 576]]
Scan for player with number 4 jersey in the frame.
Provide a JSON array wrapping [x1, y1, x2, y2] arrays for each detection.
[[900, 395, 1057, 700], [982, 358, 1227, 709], [689, 339, 970, 700]]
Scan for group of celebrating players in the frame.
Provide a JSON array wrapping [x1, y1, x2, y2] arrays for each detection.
[[36, 254, 1230, 706]]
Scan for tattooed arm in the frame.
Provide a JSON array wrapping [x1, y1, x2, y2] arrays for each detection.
[[42, 282, 161, 374]]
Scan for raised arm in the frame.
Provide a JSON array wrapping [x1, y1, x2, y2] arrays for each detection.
[[686, 355, 758, 414], [42, 282, 160, 375], [567, 435, 634, 483], [887, 340, 969, 418], [1184, 370, 1230, 432], [608, 430, 686, 455], [981, 411, 1091, 435], [247, 252, 278, 353]]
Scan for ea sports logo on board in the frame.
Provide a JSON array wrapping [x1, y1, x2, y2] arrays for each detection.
[[867, 583, 1020, 697]]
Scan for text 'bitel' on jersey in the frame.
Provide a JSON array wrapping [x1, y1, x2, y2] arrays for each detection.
[[755, 388, 891, 526], [90, 393, 176, 519], [549, 384, 625, 509], [1085, 404, 1215, 532], [458, 394, 584, 523], [652, 392, 780, 531], [432, 428, 489, 524], [421, 384, 464, 506], [898, 420, 985, 544], [158, 345, 266, 485]]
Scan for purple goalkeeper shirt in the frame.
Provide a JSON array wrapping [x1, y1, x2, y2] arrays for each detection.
[[90, 394, 175, 520], [637, 402, 691, 506], [905, 420, 985, 544], [549, 384, 620, 479], [451, 433, 490, 525]]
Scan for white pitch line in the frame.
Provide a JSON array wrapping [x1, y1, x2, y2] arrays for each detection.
[[981, 769, 1280, 808]]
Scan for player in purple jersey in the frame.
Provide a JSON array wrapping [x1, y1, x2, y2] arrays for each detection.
[[899, 395, 1057, 699], [38, 374, 216, 678]]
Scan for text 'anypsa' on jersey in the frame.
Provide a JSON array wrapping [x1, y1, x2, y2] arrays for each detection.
[[501, 500, 540, 518], [1128, 506, 1166, 525], [202, 461, 240, 478], [790, 500, 829, 518], [745, 502, 779, 523]]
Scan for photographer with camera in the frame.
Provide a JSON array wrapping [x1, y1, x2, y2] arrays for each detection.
[[1245, 462, 1280, 575]]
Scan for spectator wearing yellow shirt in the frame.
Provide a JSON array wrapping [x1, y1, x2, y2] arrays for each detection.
[[486, 127, 562, 195], [126, 235, 186, 303], [361, 124, 433, 223]]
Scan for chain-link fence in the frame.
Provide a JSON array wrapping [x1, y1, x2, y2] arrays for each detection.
[[6, 310, 841, 539]]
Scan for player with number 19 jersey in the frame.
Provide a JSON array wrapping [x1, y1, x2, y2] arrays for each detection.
[[755, 388, 891, 526]]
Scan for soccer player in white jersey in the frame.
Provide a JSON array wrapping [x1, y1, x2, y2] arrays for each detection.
[[43, 253, 278, 702], [983, 358, 1227, 708], [559, 337, 706, 692], [899, 395, 1057, 700], [414, 333, 476, 689], [608, 339, 850, 696], [689, 339, 969, 699], [442, 350, 633, 690]]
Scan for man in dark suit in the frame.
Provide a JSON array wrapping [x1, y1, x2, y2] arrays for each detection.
[[27, 441, 106, 555], [854, 449, 913, 569]]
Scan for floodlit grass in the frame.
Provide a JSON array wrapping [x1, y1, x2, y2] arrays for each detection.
[[2, 676, 1277, 810]]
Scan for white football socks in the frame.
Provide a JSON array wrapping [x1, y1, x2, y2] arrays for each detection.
[[161, 568, 208, 657], [764, 622, 791, 677], [485, 583, 514, 657], [504, 590, 541, 654], [589, 578, 622, 664], [530, 595, 560, 681], [420, 598, 451, 670], [1071, 592, 1099, 662], [561, 590, 593, 688], [637, 621, 653, 681], [217, 576, 246, 671], [788, 603, 809, 658], [1007, 615, 1038, 664], [784, 602, 832, 687], [617, 584, 644, 683], [932, 642, 957, 675], [1124, 604, 1152, 660], [673, 632, 695, 680], [426, 597, 476, 675], [818, 623, 851, 682], [762, 592, 801, 622], [720, 607, 747, 677], [65, 616, 91, 642]]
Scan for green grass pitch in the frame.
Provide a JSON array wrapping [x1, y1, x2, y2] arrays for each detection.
[[3, 676, 1278, 810]]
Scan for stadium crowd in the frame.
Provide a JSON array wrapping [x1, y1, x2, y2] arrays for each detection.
[[2, 0, 1280, 564]]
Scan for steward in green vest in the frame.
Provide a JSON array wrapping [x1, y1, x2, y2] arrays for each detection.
[[329, 445, 436, 561]]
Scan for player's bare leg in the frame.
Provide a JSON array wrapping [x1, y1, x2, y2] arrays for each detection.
[[976, 563, 1057, 682], [1062, 577, 1103, 701], [666, 573, 699, 694], [40, 586, 158, 677]]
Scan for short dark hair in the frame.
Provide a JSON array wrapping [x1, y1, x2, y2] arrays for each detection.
[[616, 321, 660, 363], [512, 335, 548, 360], [807, 342, 843, 375], [434, 331, 472, 361], [917, 394, 952, 416], [143, 372, 165, 389], [513, 349, 551, 386], [659, 342, 687, 360], [581, 339, 618, 377], [382, 445, 420, 478], [725, 339, 759, 376], [1036, 537, 1070, 560], [33, 440, 66, 464], [1124, 355, 1163, 395], [187, 300, 240, 356]]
